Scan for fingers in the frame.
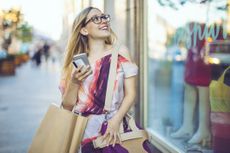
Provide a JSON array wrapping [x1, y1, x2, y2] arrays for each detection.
[[107, 132, 113, 146], [79, 67, 92, 81], [101, 129, 112, 146], [101, 122, 121, 147], [117, 133, 122, 144], [74, 65, 84, 74], [72, 66, 83, 78], [107, 132, 121, 147], [72, 65, 92, 83], [112, 133, 117, 147], [77, 65, 89, 76], [102, 130, 120, 147]]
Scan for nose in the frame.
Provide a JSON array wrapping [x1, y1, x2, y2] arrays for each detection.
[[101, 18, 108, 24]]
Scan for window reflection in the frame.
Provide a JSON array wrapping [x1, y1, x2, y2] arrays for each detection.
[[147, 0, 230, 152]]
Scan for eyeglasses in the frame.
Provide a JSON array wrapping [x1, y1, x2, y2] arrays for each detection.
[[84, 14, 111, 25]]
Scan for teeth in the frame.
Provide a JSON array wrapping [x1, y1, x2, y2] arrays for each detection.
[[100, 26, 108, 30]]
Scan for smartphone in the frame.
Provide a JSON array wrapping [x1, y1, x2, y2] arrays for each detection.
[[72, 53, 90, 68]]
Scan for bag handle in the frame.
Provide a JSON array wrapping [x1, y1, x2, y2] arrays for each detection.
[[103, 42, 120, 112], [219, 66, 230, 83], [103, 43, 139, 132], [93, 44, 147, 148], [93, 130, 148, 148], [119, 114, 139, 133]]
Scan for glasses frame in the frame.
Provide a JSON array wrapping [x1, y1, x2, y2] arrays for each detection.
[[84, 14, 111, 26]]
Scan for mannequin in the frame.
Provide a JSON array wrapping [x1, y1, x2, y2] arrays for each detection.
[[171, 23, 211, 145], [171, 83, 211, 144]]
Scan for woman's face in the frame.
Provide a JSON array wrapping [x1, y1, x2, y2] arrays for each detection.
[[83, 9, 111, 39]]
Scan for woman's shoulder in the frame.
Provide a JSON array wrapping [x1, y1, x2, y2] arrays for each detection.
[[116, 45, 138, 77], [117, 45, 132, 62]]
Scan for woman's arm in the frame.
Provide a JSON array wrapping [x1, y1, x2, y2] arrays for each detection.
[[61, 81, 80, 111], [62, 65, 92, 111], [112, 76, 136, 122], [113, 46, 137, 122]]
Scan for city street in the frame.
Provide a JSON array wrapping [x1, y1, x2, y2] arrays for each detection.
[[0, 61, 62, 153]]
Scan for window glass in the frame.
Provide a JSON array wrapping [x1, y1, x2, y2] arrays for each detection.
[[147, 0, 229, 152]]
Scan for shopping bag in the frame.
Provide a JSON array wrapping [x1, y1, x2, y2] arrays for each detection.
[[209, 66, 230, 112], [28, 103, 88, 153], [210, 66, 230, 153], [211, 112, 230, 153], [93, 114, 149, 153]]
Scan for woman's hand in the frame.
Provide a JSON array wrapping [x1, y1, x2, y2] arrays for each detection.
[[101, 116, 122, 147], [71, 65, 92, 84]]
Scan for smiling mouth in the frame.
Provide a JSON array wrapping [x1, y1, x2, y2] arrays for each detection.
[[99, 26, 109, 30]]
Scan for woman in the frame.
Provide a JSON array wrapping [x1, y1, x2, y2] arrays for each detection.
[[59, 7, 153, 153]]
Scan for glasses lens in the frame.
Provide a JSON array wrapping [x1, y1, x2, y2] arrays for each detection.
[[102, 15, 110, 22], [91, 14, 111, 24], [92, 16, 101, 24]]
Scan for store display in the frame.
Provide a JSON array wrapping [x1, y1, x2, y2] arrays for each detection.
[[210, 66, 230, 153], [171, 23, 211, 145]]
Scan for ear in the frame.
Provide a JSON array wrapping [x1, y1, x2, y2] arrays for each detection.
[[80, 27, 88, 36]]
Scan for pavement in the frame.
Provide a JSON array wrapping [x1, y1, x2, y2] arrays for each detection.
[[0, 60, 62, 153]]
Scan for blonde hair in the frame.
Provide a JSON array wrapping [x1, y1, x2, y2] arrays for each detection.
[[61, 7, 116, 85]]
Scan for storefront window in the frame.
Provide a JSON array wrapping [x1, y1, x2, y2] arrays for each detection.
[[147, 0, 230, 152]]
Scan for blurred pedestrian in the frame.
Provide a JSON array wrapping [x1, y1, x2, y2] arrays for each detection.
[[42, 42, 50, 63], [59, 7, 153, 153], [32, 47, 42, 66]]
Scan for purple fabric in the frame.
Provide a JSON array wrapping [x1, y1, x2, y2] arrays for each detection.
[[80, 55, 155, 152], [81, 118, 155, 153], [82, 55, 111, 116], [93, 55, 111, 108]]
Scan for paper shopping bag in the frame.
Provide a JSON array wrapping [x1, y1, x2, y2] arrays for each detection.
[[28, 103, 88, 153], [210, 66, 230, 112]]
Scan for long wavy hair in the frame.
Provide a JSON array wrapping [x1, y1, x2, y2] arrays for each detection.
[[61, 7, 116, 85]]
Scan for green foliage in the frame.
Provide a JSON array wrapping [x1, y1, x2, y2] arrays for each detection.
[[16, 22, 33, 42]]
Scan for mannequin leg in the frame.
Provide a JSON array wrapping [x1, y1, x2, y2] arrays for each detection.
[[171, 83, 197, 138], [188, 86, 211, 144]]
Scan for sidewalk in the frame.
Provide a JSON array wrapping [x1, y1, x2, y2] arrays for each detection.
[[0, 61, 62, 153]]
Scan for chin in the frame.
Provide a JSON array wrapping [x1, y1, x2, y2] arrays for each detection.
[[91, 30, 111, 39], [97, 32, 111, 39]]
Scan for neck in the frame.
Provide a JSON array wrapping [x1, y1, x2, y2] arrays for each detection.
[[88, 39, 107, 55]]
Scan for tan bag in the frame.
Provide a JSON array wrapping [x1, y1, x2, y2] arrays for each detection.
[[93, 114, 149, 153], [28, 103, 88, 153], [92, 43, 149, 152]]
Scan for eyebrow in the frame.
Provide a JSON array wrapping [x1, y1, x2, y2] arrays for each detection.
[[91, 13, 105, 18]]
